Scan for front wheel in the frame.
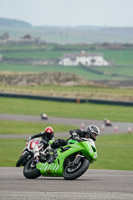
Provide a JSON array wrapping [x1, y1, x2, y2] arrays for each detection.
[[16, 151, 31, 167], [23, 158, 41, 179], [63, 158, 90, 180]]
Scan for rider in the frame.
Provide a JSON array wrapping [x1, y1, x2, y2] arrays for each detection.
[[70, 124, 100, 141], [50, 125, 100, 149], [44, 125, 100, 164], [28, 126, 54, 161]]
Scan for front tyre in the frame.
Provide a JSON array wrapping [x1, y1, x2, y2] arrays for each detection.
[[63, 158, 89, 180], [23, 158, 41, 179], [16, 151, 31, 167]]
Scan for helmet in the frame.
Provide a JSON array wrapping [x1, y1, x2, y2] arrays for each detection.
[[45, 126, 54, 134], [86, 125, 100, 141]]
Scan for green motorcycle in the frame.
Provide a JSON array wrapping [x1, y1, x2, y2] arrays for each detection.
[[23, 137, 98, 180]]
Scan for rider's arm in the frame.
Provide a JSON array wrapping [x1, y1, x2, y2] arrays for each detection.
[[69, 129, 86, 141], [49, 133, 54, 141], [69, 129, 86, 137], [30, 132, 44, 139], [41, 139, 49, 148], [75, 129, 87, 137], [51, 139, 67, 149], [69, 130, 80, 141], [69, 129, 77, 136]]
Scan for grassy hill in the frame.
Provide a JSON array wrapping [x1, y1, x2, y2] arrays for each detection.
[[0, 18, 32, 28], [0, 18, 133, 43]]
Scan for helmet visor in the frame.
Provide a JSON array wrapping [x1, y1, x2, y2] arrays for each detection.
[[91, 132, 98, 140]]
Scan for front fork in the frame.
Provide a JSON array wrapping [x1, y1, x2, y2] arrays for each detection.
[[73, 154, 84, 165]]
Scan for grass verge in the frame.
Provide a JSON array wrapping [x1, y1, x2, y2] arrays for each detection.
[[0, 120, 77, 135], [90, 133, 133, 170], [0, 84, 133, 101]]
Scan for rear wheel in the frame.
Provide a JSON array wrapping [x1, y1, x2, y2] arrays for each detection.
[[23, 158, 41, 179], [63, 158, 90, 180]]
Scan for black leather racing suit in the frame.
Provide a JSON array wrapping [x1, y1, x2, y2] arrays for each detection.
[[51, 129, 87, 149], [31, 131, 54, 148]]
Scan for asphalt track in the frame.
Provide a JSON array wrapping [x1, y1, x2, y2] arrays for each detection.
[[0, 114, 133, 199], [0, 167, 133, 200]]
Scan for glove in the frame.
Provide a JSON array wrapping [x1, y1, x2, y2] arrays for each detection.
[[71, 132, 77, 137], [76, 129, 87, 138], [69, 129, 76, 135], [71, 132, 80, 141], [27, 136, 31, 141], [46, 145, 52, 151], [76, 129, 83, 135], [51, 139, 60, 149], [42, 145, 52, 155]]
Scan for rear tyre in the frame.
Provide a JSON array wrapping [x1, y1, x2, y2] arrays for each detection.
[[23, 158, 41, 179], [63, 158, 89, 180], [16, 151, 31, 167]]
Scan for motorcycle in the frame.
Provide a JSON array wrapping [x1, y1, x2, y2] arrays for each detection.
[[23, 137, 98, 180], [16, 139, 45, 167], [104, 119, 112, 127]]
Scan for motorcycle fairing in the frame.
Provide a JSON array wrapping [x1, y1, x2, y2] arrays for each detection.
[[36, 140, 97, 177]]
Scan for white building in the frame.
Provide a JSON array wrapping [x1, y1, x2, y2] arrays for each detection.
[[59, 51, 109, 66]]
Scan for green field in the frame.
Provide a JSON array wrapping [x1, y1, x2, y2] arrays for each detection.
[[98, 49, 133, 66], [1, 46, 133, 66], [0, 64, 133, 81], [90, 133, 133, 170], [0, 44, 133, 82], [2, 50, 62, 60], [95, 65, 133, 77]]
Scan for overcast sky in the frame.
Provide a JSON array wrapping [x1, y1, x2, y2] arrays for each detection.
[[0, 0, 133, 27]]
